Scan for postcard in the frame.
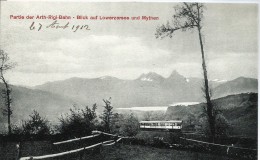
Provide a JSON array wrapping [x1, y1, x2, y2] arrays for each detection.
[[0, 1, 258, 160]]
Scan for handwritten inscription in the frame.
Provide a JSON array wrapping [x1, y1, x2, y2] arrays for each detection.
[[29, 20, 90, 32]]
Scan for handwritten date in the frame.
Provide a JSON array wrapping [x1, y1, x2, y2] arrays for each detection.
[[30, 20, 90, 32]]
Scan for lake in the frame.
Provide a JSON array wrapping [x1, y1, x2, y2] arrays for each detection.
[[116, 102, 200, 112]]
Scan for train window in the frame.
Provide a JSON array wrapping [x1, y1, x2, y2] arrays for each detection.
[[160, 123, 165, 126], [151, 123, 158, 126]]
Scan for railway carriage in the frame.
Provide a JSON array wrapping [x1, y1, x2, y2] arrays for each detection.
[[139, 120, 182, 132]]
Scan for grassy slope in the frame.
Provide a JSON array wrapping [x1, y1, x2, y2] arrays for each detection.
[[1, 141, 233, 160], [84, 144, 232, 160], [165, 93, 258, 138]]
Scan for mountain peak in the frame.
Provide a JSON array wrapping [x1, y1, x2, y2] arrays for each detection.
[[137, 72, 164, 82], [168, 70, 185, 79]]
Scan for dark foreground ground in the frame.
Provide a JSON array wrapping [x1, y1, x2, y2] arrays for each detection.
[[0, 140, 253, 160], [83, 144, 234, 160]]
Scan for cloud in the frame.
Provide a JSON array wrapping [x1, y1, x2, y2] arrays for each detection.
[[10, 35, 172, 75], [1, 3, 257, 86]]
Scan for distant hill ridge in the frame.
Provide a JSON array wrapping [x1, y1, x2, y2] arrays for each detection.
[[35, 70, 257, 108]]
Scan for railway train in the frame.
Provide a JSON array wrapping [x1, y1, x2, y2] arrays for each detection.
[[139, 120, 182, 132]]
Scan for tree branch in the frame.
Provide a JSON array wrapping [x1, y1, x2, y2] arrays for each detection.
[[156, 24, 197, 39], [183, 2, 199, 25]]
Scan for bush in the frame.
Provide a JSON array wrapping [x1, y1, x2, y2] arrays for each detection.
[[22, 110, 50, 135], [58, 104, 97, 138], [111, 113, 139, 137], [119, 113, 139, 137], [199, 113, 231, 138]]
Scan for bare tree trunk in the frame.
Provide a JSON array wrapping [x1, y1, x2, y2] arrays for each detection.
[[155, 3, 216, 142], [0, 50, 14, 135], [197, 25, 215, 142], [1, 73, 12, 135]]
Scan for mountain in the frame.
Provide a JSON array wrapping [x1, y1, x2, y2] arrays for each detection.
[[35, 71, 203, 108], [0, 83, 76, 132], [167, 70, 186, 82], [35, 71, 257, 109], [137, 72, 164, 83], [213, 77, 258, 98], [165, 93, 257, 138]]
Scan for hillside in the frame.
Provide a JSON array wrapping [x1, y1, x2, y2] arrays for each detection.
[[0, 84, 76, 132], [165, 93, 257, 138], [213, 77, 257, 98]]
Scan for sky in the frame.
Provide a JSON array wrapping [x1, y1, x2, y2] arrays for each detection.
[[0, 2, 258, 86]]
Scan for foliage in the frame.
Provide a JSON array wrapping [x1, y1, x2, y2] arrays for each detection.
[[0, 50, 16, 134], [11, 124, 24, 135], [110, 113, 124, 134], [110, 112, 139, 137], [118, 113, 139, 137], [155, 3, 205, 38], [58, 104, 97, 137], [143, 111, 165, 121], [22, 110, 50, 135], [100, 98, 113, 133], [214, 114, 230, 137], [199, 113, 230, 137]]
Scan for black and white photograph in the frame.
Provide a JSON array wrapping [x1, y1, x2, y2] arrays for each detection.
[[0, 1, 258, 159]]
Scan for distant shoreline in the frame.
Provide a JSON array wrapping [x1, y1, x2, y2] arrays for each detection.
[[116, 102, 200, 111]]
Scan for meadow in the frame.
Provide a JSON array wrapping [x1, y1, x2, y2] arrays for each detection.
[[1, 140, 250, 160]]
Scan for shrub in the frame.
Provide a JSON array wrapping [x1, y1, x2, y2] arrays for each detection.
[[58, 104, 97, 138], [22, 110, 50, 135], [119, 113, 139, 137], [111, 113, 139, 137]]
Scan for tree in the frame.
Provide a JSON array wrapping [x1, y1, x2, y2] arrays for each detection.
[[214, 114, 230, 137], [155, 3, 216, 141], [0, 50, 15, 135], [22, 110, 50, 135], [119, 113, 139, 137], [143, 111, 165, 121], [199, 112, 230, 138], [100, 98, 113, 133], [111, 113, 139, 137], [58, 104, 97, 138], [110, 113, 123, 134]]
